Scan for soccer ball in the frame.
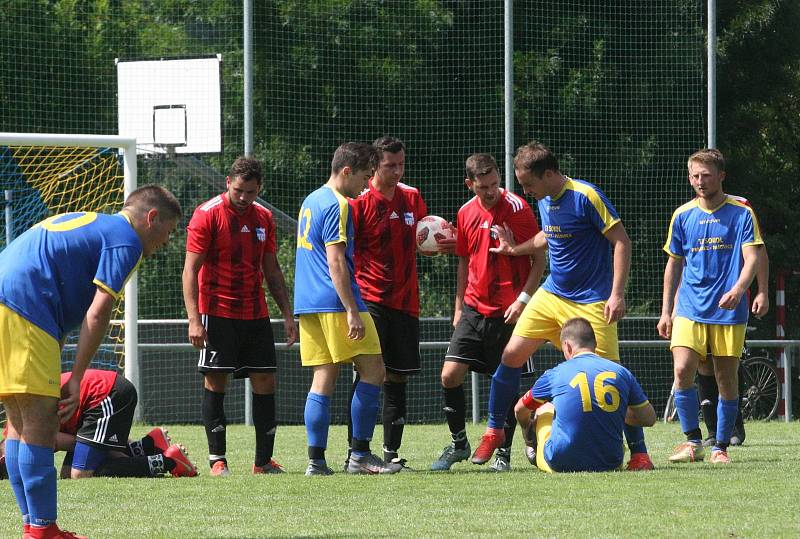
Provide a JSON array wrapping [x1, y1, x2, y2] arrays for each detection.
[[416, 215, 454, 256]]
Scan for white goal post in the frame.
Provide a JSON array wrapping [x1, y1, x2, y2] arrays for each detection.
[[0, 132, 140, 417]]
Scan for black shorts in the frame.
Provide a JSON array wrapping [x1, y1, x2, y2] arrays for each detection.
[[444, 304, 515, 375], [75, 375, 136, 451], [198, 314, 277, 378], [367, 302, 420, 375]]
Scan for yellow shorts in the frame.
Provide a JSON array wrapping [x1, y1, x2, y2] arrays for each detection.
[[0, 303, 61, 398], [535, 407, 555, 474], [670, 316, 745, 358], [299, 312, 381, 366], [513, 289, 620, 361]]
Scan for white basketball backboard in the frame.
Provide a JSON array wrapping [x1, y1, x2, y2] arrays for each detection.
[[117, 56, 222, 155]]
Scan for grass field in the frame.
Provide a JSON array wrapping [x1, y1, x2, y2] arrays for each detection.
[[1, 422, 799, 538]]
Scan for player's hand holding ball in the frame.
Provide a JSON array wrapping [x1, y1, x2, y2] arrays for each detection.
[[416, 215, 456, 256]]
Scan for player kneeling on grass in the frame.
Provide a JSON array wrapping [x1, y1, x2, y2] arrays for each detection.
[[1, 369, 197, 480], [515, 318, 656, 473]]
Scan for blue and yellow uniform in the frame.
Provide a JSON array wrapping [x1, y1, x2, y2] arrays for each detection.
[[0, 212, 142, 397], [528, 352, 650, 472], [514, 178, 621, 359], [664, 197, 763, 356], [294, 186, 379, 365]]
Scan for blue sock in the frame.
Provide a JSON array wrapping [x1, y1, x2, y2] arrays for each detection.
[[674, 387, 701, 439], [5, 439, 29, 520], [351, 381, 381, 456], [715, 397, 739, 446], [17, 442, 57, 527], [487, 364, 522, 429], [623, 424, 648, 454], [304, 392, 330, 450]]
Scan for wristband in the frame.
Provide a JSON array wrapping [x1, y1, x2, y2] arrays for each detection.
[[517, 291, 531, 304]]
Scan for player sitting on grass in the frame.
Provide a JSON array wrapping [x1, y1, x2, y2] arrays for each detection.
[[515, 317, 656, 473], [1, 369, 197, 480]]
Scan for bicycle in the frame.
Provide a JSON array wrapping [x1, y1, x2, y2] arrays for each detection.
[[663, 345, 781, 422]]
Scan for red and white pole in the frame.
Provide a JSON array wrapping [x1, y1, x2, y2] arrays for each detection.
[[776, 270, 787, 419]]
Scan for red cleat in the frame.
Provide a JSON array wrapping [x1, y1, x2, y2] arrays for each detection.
[[626, 452, 654, 471], [164, 444, 199, 477], [145, 427, 172, 453], [253, 459, 285, 474], [470, 429, 505, 465], [26, 523, 87, 539]]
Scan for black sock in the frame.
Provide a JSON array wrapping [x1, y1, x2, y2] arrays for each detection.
[[443, 385, 466, 449], [346, 371, 360, 449], [697, 372, 718, 436], [96, 457, 154, 478], [202, 387, 227, 461], [308, 446, 326, 461], [501, 393, 520, 449], [252, 392, 277, 467], [382, 381, 407, 453], [685, 428, 703, 442]]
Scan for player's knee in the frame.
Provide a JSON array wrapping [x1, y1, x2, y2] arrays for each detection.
[[355, 355, 385, 385], [440, 363, 465, 388], [249, 372, 276, 393], [385, 370, 407, 384]]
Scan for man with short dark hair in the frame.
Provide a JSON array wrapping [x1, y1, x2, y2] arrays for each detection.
[[431, 153, 543, 472], [515, 318, 656, 473], [0, 185, 181, 539], [295, 142, 401, 475], [183, 156, 297, 477], [349, 136, 451, 467]]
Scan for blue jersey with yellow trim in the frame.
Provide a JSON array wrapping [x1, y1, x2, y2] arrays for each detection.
[[0, 212, 142, 340], [539, 178, 620, 303], [531, 352, 649, 472], [664, 196, 763, 324], [294, 186, 366, 314]]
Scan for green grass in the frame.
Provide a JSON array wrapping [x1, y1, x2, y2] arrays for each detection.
[[2, 422, 799, 538]]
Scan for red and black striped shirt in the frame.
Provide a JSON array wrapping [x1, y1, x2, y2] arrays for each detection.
[[456, 189, 539, 318], [351, 181, 428, 317], [186, 193, 277, 320]]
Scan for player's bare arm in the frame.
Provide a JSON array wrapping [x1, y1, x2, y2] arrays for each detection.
[[489, 224, 545, 256], [60, 288, 115, 422], [262, 252, 298, 345], [436, 221, 458, 254], [503, 252, 545, 324], [751, 246, 770, 317], [625, 402, 657, 427], [603, 222, 631, 324], [326, 241, 364, 340], [453, 256, 468, 327], [181, 250, 208, 350], [719, 244, 762, 310], [657, 255, 683, 339]]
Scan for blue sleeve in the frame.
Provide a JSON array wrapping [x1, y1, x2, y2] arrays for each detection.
[[321, 199, 348, 246], [582, 188, 619, 234], [94, 245, 141, 298], [624, 369, 649, 407], [666, 211, 685, 257], [531, 369, 554, 401]]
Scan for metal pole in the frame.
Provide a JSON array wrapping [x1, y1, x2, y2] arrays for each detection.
[[4, 190, 12, 246], [121, 139, 141, 421], [707, 0, 716, 148], [243, 0, 255, 426], [504, 0, 514, 190], [471, 371, 480, 424], [785, 346, 794, 422], [243, 0, 254, 157]]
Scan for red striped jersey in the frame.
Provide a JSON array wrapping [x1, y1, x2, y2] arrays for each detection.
[[456, 189, 539, 318], [59, 369, 118, 436], [186, 193, 277, 320], [351, 181, 428, 316]]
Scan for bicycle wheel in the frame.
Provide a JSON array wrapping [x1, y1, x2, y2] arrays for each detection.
[[663, 388, 679, 423], [740, 357, 781, 420]]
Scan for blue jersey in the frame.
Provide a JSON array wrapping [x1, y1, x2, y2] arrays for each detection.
[[294, 186, 366, 314], [664, 197, 763, 324], [531, 352, 649, 472], [539, 178, 620, 303], [0, 212, 142, 340]]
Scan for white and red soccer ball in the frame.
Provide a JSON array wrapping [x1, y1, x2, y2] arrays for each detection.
[[416, 215, 454, 256]]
